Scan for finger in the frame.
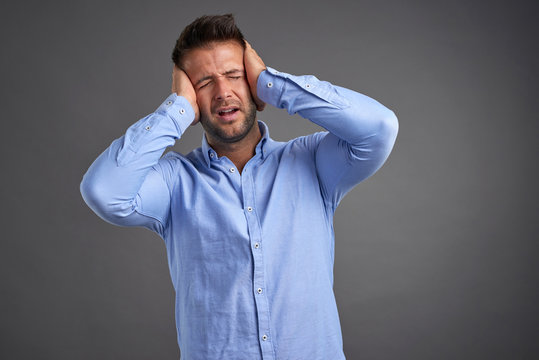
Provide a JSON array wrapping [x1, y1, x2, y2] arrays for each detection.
[[244, 41, 257, 58], [171, 67, 176, 93]]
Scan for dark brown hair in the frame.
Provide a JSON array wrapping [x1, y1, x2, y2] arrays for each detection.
[[171, 14, 245, 68]]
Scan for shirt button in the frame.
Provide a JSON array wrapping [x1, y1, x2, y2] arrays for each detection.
[[229, 168, 235, 173], [180, 108, 185, 114], [145, 125, 151, 131], [305, 84, 311, 88], [257, 288, 263, 294], [262, 334, 268, 341], [267, 82, 273, 88], [166, 101, 172, 106], [209, 152, 214, 158], [247, 207, 253, 212], [254, 242, 260, 249]]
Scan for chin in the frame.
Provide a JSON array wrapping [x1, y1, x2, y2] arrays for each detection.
[[201, 117, 251, 144]]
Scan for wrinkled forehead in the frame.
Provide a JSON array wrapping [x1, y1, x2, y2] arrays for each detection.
[[181, 40, 245, 78]]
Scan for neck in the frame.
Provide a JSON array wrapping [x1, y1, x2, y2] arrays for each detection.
[[207, 123, 262, 173]]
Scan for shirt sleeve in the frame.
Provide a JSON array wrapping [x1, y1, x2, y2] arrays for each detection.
[[80, 93, 195, 236], [257, 67, 399, 210]]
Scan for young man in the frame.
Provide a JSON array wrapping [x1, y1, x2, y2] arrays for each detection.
[[81, 14, 398, 360]]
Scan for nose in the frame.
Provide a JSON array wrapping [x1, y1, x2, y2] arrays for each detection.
[[214, 77, 232, 101]]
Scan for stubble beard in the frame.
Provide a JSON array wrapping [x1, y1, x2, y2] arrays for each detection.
[[200, 99, 258, 144]]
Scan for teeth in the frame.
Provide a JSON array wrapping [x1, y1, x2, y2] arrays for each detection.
[[221, 109, 234, 113]]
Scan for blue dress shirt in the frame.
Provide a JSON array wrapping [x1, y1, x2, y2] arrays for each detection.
[[80, 67, 398, 360]]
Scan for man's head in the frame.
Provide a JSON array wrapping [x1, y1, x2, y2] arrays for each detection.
[[172, 14, 246, 70], [171, 14, 258, 146]]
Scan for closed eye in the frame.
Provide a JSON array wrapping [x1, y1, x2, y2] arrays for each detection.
[[198, 80, 211, 89]]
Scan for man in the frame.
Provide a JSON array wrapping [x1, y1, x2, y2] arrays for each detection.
[[81, 14, 398, 360]]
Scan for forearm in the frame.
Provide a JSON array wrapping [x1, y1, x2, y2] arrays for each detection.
[[80, 94, 194, 226], [257, 67, 398, 147]]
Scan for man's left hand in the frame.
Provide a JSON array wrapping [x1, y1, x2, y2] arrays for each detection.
[[244, 41, 266, 112]]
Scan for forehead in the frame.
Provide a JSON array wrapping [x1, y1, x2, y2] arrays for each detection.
[[183, 41, 244, 80]]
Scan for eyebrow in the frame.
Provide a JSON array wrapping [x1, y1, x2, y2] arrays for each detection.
[[195, 69, 243, 86]]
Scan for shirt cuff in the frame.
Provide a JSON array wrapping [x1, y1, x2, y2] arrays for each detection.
[[257, 67, 287, 108], [257, 66, 350, 110], [155, 93, 196, 135]]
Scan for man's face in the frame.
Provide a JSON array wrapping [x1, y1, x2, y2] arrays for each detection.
[[182, 40, 257, 145]]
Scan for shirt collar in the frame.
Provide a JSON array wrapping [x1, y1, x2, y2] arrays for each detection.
[[201, 120, 278, 167]]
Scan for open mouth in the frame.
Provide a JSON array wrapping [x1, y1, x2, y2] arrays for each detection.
[[218, 108, 239, 116]]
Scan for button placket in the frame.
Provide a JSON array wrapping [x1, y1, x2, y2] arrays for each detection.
[[241, 167, 274, 357]]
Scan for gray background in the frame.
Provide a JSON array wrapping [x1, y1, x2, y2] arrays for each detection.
[[1, 0, 537, 359]]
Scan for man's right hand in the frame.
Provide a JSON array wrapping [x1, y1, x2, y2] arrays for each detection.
[[172, 66, 200, 125]]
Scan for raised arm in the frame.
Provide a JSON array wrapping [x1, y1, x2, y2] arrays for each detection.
[[244, 42, 398, 209], [80, 68, 198, 235]]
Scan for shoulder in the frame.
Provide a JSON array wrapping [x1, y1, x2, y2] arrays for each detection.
[[283, 131, 329, 153], [154, 148, 203, 175], [263, 131, 329, 164]]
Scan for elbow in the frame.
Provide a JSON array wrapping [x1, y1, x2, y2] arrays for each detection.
[[80, 173, 109, 219], [382, 110, 399, 145], [370, 110, 398, 158], [80, 172, 134, 225]]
